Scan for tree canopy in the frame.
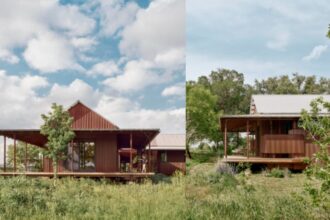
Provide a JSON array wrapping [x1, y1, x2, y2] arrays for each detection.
[[186, 69, 330, 153], [40, 103, 75, 178]]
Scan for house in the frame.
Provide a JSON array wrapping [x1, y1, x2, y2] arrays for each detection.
[[220, 95, 330, 170], [149, 134, 186, 175], [0, 101, 162, 179]]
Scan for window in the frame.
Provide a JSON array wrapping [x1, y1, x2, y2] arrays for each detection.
[[78, 142, 95, 171], [160, 152, 167, 162]]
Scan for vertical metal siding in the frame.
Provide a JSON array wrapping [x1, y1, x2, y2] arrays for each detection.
[[69, 102, 118, 129]]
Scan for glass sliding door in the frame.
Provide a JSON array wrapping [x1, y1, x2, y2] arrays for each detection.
[[69, 141, 96, 172]]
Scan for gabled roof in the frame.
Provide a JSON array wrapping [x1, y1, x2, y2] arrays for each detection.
[[250, 95, 330, 115], [68, 101, 119, 129], [150, 134, 185, 150]]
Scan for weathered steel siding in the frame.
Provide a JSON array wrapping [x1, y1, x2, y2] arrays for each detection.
[[305, 142, 330, 158], [43, 158, 65, 172], [69, 102, 117, 129], [157, 150, 186, 175], [95, 135, 117, 172], [261, 134, 305, 155]]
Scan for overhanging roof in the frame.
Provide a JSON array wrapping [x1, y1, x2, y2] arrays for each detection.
[[0, 129, 160, 148]]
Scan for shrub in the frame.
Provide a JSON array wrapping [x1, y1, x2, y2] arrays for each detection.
[[215, 162, 235, 175], [266, 167, 286, 178]]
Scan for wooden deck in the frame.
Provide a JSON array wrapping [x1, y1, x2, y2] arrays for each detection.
[[0, 172, 155, 179], [223, 156, 305, 164]]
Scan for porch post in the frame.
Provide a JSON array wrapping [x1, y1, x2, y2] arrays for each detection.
[[246, 120, 250, 158], [130, 132, 133, 172], [3, 136, 6, 172], [148, 143, 151, 172], [118, 154, 121, 172], [14, 136, 16, 172], [25, 142, 27, 172], [70, 141, 73, 172], [224, 120, 228, 159]]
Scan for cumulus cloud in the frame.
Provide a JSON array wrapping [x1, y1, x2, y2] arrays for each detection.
[[71, 37, 97, 52], [0, 0, 95, 72], [302, 45, 328, 61], [0, 49, 19, 64], [98, 0, 139, 36], [119, 0, 185, 60], [0, 70, 185, 133], [96, 97, 185, 133], [23, 31, 83, 73], [102, 60, 171, 92], [87, 60, 119, 77], [162, 83, 185, 97]]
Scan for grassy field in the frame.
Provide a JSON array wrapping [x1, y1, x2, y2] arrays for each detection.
[[0, 175, 186, 219], [186, 149, 330, 220]]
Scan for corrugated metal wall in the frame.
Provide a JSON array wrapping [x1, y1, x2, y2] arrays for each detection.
[[69, 102, 118, 129], [95, 135, 117, 172], [261, 134, 305, 154]]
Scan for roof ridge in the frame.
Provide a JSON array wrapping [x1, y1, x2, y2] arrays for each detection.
[[68, 100, 119, 129]]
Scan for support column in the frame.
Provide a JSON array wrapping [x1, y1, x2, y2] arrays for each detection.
[[118, 154, 121, 172], [148, 143, 151, 172], [3, 136, 6, 172], [130, 132, 133, 172], [70, 141, 74, 172], [246, 120, 250, 158], [14, 136, 16, 172], [224, 120, 228, 159], [25, 142, 28, 172]]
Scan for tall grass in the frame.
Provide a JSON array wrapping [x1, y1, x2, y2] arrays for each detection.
[[186, 163, 330, 220], [0, 176, 186, 219]]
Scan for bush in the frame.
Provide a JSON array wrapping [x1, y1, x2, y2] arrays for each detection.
[[215, 162, 235, 175], [265, 167, 291, 178]]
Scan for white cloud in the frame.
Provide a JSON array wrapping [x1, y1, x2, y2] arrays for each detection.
[[96, 97, 185, 133], [162, 83, 185, 97], [0, 0, 95, 72], [47, 79, 101, 108], [119, 0, 185, 60], [0, 70, 185, 133], [98, 0, 139, 36], [0, 49, 19, 64], [302, 45, 328, 61], [87, 60, 119, 77], [71, 37, 97, 52], [23, 31, 83, 73], [103, 60, 171, 92]]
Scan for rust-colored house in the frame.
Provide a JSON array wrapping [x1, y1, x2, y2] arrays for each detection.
[[0, 101, 161, 179], [149, 134, 186, 175], [220, 95, 330, 170]]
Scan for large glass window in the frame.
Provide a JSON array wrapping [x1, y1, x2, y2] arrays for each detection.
[[77, 142, 95, 171]]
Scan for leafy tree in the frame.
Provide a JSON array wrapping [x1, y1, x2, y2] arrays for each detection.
[[186, 83, 221, 156], [7, 142, 44, 171], [299, 97, 330, 207], [40, 103, 75, 178], [208, 69, 248, 114], [327, 24, 330, 38]]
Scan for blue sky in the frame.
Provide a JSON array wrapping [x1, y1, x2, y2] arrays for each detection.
[[187, 0, 330, 83], [0, 0, 185, 133]]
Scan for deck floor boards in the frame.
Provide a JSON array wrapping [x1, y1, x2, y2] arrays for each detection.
[[0, 172, 155, 178], [223, 156, 305, 164]]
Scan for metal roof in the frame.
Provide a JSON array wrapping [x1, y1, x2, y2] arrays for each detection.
[[150, 134, 185, 150], [251, 94, 330, 114]]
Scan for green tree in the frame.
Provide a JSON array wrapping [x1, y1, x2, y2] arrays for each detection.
[[186, 83, 221, 156], [7, 142, 44, 171], [327, 24, 330, 38], [299, 97, 330, 207], [40, 103, 75, 178]]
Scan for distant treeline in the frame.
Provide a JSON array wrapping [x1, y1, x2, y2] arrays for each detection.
[[186, 69, 330, 154]]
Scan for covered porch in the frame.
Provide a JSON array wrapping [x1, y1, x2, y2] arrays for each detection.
[[220, 115, 308, 168], [0, 129, 159, 178]]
